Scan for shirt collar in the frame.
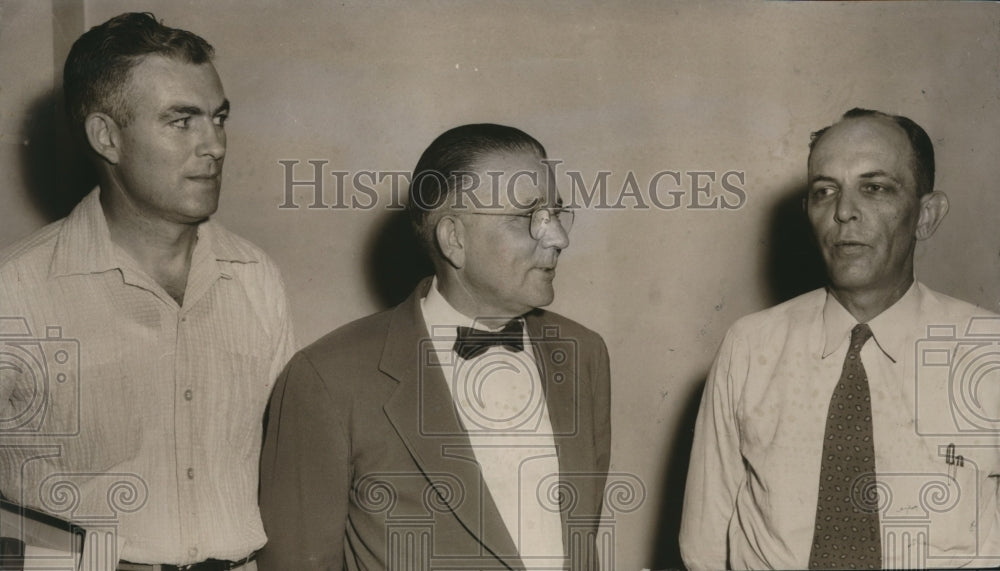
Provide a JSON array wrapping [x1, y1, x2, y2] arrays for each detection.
[[196, 218, 261, 270], [420, 276, 527, 352], [49, 188, 118, 277], [422, 276, 478, 339], [49, 187, 259, 279], [821, 280, 921, 362]]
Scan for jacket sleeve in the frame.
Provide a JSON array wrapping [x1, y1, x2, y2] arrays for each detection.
[[679, 327, 747, 571], [258, 352, 350, 570], [593, 335, 612, 481]]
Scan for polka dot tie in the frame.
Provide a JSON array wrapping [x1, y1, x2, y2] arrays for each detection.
[[808, 323, 881, 570]]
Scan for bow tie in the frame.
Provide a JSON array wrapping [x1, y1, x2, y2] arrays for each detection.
[[453, 320, 525, 360]]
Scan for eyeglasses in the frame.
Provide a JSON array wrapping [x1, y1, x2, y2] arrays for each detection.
[[456, 206, 575, 240]]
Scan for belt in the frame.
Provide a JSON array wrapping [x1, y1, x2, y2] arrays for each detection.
[[117, 553, 256, 571]]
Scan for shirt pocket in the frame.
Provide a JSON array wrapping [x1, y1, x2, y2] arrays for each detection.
[[879, 443, 992, 561]]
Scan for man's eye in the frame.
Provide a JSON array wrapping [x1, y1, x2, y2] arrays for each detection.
[[811, 186, 836, 199], [214, 114, 228, 127], [863, 183, 887, 193], [170, 117, 190, 128]]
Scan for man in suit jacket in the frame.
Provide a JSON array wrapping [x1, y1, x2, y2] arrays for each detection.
[[258, 124, 612, 570]]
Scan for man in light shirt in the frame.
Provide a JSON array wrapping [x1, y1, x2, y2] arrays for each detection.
[[259, 124, 611, 570], [0, 13, 294, 571], [680, 108, 1000, 569]]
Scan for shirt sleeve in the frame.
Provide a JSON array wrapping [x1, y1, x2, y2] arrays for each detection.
[[258, 353, 350, 570], [265, 271, 296, 387], [679, 327, 748, 571], [0, 268, 29, 433]]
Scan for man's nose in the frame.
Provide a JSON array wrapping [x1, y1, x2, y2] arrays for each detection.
[[834, 188, 860, 223], [540, 217, 570, 250], [198, 121, 226, 160]]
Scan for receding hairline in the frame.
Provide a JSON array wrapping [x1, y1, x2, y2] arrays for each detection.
[[808, 108, 936, 197], [808, 115, 921, 184]]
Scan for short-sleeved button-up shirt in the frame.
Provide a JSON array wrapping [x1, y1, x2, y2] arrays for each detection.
[[0, 189, 295, 565]]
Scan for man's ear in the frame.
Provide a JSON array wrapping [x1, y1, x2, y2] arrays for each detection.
[[915, 190, 949, 241], [435, 215, 466, 269], [83, 112, 121, 165]]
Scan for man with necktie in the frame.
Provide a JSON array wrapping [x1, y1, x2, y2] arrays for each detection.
[[680, 108, 1000, 569], [258, 124, 611, 570]]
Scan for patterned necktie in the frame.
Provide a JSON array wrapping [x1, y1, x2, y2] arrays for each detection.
[[809, 323, 881, 570], [453, 319, 524, 360]]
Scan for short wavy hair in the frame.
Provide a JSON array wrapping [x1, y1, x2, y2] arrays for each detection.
[[63, 12, 214, 138]]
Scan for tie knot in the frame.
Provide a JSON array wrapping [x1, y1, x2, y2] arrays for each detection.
[[453, 319, 525, 360], [851, 323, 873, 348]]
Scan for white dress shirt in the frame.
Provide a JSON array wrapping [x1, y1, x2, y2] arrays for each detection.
[[420, 278, 564, 568], [680, 282, 1000, 570]]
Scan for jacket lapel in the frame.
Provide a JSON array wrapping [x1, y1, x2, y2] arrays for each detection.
[[524, 312, 585, 544], [380, 279, 523, 569]]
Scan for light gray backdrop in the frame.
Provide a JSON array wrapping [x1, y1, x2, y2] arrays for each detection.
[[2, 1, 998, 568]]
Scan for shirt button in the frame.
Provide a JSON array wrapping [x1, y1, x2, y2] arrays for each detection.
[[187, 467, 195, 479], [181, 316, 187, 323], [184, 389, 193, 401], [188, 547, 198, 559]]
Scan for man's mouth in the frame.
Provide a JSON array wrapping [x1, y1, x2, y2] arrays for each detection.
[[832, 240, 869, 255]]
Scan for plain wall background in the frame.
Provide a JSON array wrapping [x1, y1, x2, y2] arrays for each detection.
[[3, 1, 999, 568]]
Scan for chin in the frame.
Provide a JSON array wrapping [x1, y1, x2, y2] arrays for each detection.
[[183, 196, 221, 220], [184, 209, 217, 223], [827, 261, 873, 286], [528, 288, 556, 310], [828, 273, 879, 293]]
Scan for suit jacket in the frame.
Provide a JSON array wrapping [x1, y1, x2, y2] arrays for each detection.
[[258, 278, 611, 570]]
